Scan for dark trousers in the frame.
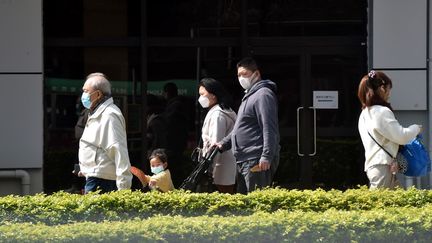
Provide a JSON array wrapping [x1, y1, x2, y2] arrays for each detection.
[[236, 155, 279, 194], [84, 177, 117, 194]]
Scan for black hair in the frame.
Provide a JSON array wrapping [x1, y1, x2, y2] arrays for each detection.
[[163, 82, 178, 97], [236, 57, 259, 72], [149, 148, 168, 163], [199, 78, 233, 110]]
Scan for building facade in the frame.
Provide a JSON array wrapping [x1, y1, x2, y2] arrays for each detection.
[[0, 0, 430, 195]]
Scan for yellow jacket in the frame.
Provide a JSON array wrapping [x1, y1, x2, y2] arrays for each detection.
[[144, 169, 174, 192]]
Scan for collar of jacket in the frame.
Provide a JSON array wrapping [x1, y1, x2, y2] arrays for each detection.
[[89, 97, 113, 119]]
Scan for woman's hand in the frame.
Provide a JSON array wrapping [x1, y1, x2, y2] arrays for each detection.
[[390, 162, 399, 175], [213, 142, 223, 151]]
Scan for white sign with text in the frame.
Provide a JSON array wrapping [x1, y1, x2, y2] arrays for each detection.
[[313, 91, 338, 109]]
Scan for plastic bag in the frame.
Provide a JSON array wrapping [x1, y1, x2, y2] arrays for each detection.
[[399, 135, 431, 177]]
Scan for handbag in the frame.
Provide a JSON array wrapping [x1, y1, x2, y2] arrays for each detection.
[[399, 135, 431, 177], [368, 132, 431, 176]]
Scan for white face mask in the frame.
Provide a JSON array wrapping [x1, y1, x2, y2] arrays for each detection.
[[238, 72, 257, 90], [198, 95, 210, 108]]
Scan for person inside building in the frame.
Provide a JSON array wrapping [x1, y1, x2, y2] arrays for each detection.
[[357, 70, 422, 189], [217, 57, 280, 194], [146, 94, 168, 156], [198, 78, 237, 193], [162, 82, 189, 187], [64, 99, 89, 194], [78, 72, 132, 193]]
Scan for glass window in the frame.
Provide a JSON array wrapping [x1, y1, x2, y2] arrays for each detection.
[[248, 0, 367, 37]]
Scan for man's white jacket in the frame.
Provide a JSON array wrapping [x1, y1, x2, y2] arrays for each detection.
[[79, 97, 132, 190], [358, 105, 421, 172]]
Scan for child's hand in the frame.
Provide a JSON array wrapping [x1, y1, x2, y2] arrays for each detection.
[[148, 179, 157, 187]]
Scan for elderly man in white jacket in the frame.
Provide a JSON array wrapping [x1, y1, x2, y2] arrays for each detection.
[[78, 73, 132, 193]]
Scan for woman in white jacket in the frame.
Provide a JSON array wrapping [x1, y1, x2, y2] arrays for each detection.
[[198, 78, 237, 193], [358, 70, 422, 189]]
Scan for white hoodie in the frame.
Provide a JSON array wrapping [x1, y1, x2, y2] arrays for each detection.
[[79, 97, 132, 190], [358, 105, 421, 172]]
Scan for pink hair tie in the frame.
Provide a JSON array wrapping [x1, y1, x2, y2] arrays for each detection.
[[368, 70, 376, 79]]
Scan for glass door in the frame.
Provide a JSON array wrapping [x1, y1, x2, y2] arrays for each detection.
[[252, 38, 367, 189], [309, 52, 367, 189], [253, 53, 304, 188]]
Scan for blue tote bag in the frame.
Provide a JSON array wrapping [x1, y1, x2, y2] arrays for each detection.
[[399, 136, 431, 177]]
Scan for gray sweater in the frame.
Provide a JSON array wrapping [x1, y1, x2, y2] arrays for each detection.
[[221, 79, 280, 163]]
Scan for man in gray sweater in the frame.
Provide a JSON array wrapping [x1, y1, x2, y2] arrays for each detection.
[[218, 57, 280, 194]]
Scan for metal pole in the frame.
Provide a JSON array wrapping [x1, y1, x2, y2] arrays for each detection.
[[195, 46, 201, 145], [140, 0, 148, 172], [191, 26, 202, 145], [427, 0, 431, 189], [240, 0, 248, 57]]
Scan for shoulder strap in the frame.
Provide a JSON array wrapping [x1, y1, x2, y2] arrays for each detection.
[[368, 132, 395, 159], [363, 109, 395, 159]]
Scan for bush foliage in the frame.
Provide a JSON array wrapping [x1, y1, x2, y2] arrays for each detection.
[[2, 187, 432, 242], [1, 208, 432, 242], [1, 187, 432, 224]]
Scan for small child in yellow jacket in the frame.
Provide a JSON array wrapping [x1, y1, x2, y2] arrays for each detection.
[[131, 149, 174, 192]]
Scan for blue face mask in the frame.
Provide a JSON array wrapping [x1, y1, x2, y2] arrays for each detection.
[[81, 92, 92, 109], [151, 165, 165, 175]]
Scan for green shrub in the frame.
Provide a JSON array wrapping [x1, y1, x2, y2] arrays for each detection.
[[1, 208, 432, 242], [1, 187, 432, 225]]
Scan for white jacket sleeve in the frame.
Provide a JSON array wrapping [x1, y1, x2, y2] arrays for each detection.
[[105, 114, 132, 190], [373, 107, 421, 145], [107, 142, 132, 190]]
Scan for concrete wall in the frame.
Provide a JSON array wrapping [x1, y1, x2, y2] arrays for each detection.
[[0, 0, 43, 195], [370, 0, 431, 188], [0, 169, 43, 196]]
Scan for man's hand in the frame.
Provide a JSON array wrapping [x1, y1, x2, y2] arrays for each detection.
[[259, 160, 270, 171]]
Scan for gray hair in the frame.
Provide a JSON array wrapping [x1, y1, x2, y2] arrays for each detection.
[[85, 72, 111, 96]]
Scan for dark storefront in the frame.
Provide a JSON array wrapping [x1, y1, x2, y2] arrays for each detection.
[[43, 0, 368, 192]]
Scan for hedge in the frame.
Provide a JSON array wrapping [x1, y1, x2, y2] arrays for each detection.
[[1, 208, 432, 242], [1, 187, 432, 224]]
